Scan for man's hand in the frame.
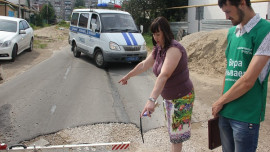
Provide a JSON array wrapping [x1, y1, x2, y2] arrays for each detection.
[[212, 99, 224, 118]]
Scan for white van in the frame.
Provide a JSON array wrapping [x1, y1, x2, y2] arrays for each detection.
[[69, 9, 147, 68]]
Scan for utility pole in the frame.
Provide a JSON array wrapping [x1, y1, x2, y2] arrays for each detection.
[[266, 3, 270, 20], [47, 0, 49, 24], [18, 0, 21, 18], [4, 0, 6, 16]]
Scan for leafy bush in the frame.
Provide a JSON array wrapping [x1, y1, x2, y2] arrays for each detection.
[[57, 20, 70, 28], [143, 33, 153, 51]]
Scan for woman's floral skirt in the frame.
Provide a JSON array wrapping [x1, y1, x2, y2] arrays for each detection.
[[163, 89, 195, 144]]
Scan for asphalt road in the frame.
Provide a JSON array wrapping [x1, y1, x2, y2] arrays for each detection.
[[0, 47, 165, 145]]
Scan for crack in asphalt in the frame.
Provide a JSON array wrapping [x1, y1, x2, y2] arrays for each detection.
[[105, 68, 130, 123]]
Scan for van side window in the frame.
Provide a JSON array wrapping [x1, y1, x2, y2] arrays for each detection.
[[78, 13, 89, 28], [71, 13, 79, 26], [90, 14, 100, 32]]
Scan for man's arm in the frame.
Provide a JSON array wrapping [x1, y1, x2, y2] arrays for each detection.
[[212, 55, 270, 117], [221, 74, 225, 95]]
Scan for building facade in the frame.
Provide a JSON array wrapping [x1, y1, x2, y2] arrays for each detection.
[[0, 2, 17, 17], [85, 0, 98, 8], [31, 0, 99, 22], [188, 0, 270, 33]]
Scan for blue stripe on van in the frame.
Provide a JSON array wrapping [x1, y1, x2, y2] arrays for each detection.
[[70, 26, 100, 38], [88, 30, 100, 38], [128, 33, 138, 46], [122, 33, 132, 46], [78, 28, 87, 34], [70, 26, 78, 32]]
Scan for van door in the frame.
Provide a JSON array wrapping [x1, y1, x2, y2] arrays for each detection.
[[77, 13, 90, 52], [70, 12, 79, 45], [88, 13, 101, 55]]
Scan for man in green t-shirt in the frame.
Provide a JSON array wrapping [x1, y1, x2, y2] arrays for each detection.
[[212, 0, 270, 151]]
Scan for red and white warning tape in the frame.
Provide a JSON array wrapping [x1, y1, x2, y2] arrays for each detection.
[[0, 142, 130, 151], [112, 143, 129, 150]]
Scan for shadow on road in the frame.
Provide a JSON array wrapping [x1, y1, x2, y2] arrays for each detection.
[[76, 54, 138, 71]]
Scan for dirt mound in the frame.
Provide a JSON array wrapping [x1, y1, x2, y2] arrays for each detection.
[[181, 29, 228, 77]]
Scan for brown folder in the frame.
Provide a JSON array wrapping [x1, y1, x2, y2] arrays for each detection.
[[208, 117, 221, 150]]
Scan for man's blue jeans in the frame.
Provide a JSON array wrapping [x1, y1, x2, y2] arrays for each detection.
[[218, 116, 260, 152]]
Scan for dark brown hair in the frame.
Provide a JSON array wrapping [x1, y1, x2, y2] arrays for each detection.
[[150, 16, 174, 49], [218, 0, 251, 8]]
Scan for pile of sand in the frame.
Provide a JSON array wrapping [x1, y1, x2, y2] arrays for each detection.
[[181, 29, 228, 77]]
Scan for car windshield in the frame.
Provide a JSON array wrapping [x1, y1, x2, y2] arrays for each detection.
[[0, 19, 17, 33], [100, 13, 139, 33]]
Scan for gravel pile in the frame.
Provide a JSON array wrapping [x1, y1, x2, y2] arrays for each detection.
[[23, 122, 221, 152]]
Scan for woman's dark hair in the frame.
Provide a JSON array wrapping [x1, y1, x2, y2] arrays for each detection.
[[150, 16, 174, 49], [218, 0, 251, 8]]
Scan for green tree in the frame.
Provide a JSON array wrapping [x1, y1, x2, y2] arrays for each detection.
[[122, 0, 188, 33], [163, 0, 188, 21], [75, 0, 85, 8], [40, 2, 56, 24], [35, 13, 44, 27], [122, 0, 158, 33]]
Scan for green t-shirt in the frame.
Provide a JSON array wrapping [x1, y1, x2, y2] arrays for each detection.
[[220, 19, 270, 124]]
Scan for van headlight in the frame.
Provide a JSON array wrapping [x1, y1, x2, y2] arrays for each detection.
[[142, 42, 146, 50], [109, 41, 121, 51], [1, 40, 11, 47]]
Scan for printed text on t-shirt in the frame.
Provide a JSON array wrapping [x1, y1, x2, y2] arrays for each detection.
[[229, 59, 242, 68]]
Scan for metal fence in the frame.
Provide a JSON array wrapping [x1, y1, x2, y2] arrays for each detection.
[[170, 22, 189, 40], [201, 19, 232, 31]]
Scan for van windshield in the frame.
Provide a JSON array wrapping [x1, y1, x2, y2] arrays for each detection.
[[100, 13, 139, 33]]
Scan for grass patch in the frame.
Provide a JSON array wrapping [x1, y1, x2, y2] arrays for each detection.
[[39, 44, 47, 49], [34, 39, 47, 49], [143, 33, 153, 52], [30, 24, 41, 30], [56, 20, 70, 28]]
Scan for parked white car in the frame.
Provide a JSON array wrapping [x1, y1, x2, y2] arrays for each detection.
[[0, 16, 34, 62]]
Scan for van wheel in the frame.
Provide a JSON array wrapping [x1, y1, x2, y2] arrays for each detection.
[[11, 45, 17, 62], [73, 44, 81, 57], [94, 50, 107, 68]]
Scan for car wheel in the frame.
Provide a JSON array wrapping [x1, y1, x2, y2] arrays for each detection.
[[73, 43, 81, 57], [94, 50, 107, 68], [11, 45, 17, 62], [27, 38, 33, 52]]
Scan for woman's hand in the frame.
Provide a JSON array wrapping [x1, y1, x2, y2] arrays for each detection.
[[140, 101, 156, 117], [118, 75, 130, 85]]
